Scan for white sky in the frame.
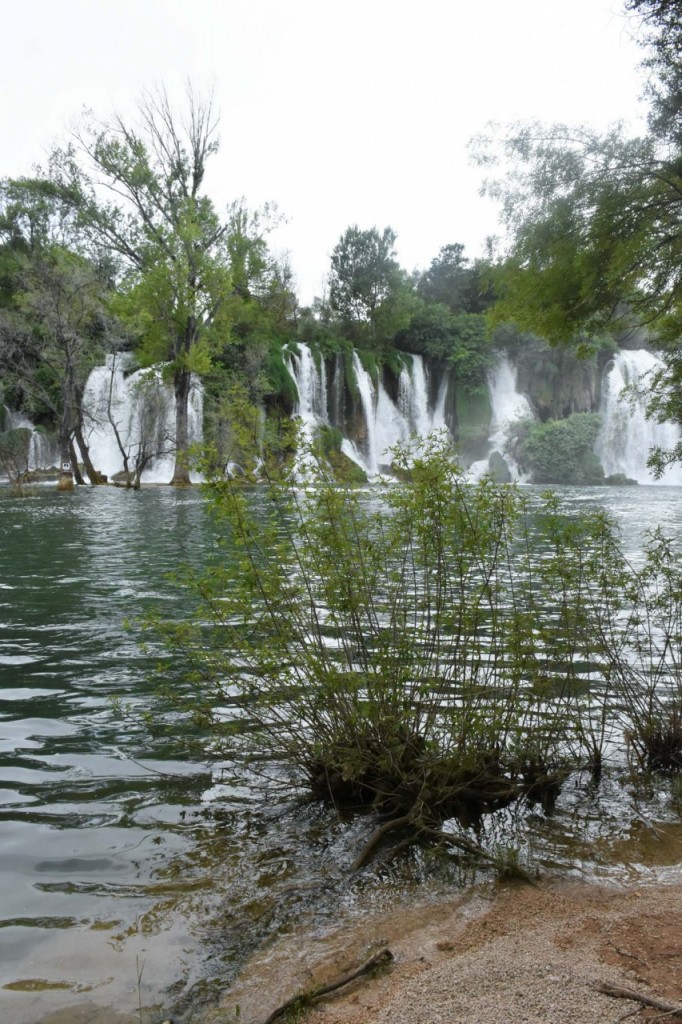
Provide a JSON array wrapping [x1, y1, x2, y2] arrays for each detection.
[[2, 0, 647, 303]]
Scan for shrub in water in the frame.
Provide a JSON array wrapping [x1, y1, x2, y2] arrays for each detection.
[[154, 435, 650, 867]]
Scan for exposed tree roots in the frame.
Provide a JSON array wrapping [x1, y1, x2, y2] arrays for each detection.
[[351, 809, 418, 871], [350, 808, 540, 881], [306, 729, 568, 876]]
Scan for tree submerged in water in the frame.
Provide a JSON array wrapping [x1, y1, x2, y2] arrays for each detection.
[[152, 435, 682, 872]]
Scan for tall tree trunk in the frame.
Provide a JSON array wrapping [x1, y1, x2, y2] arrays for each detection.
[[74, 423, 105, 484], [68, 437, 86, 485], [56, 425, 75, 491], [57, 363, 79, 490], [105, 356, 130, 475], [59, 430, 71, 474], [171, 366, 192, 486]]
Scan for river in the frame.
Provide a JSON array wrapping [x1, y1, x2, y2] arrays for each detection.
[[1, 483, 682, 1023]]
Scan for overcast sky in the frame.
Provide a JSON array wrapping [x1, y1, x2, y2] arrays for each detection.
[[2, 0, 647, 302]]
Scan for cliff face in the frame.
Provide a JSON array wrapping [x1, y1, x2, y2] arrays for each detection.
[[445, 379, 492, 464], [310, 342, 608, 474], [512, 340, 605, 422]]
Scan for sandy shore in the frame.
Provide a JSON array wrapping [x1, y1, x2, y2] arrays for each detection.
[[201, 877, 682, 1024], [24, 875, 682, 1024]]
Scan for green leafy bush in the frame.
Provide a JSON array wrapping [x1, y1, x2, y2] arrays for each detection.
[[152, 436, 648, 868], [508, 413, 604, 484]]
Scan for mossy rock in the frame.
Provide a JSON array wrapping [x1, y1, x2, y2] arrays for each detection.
[[604, 473, 638, 486], [22, 468, 60, 482], [388, 461, 412, 482], [327, 448, 367, 485], [111, 470, 134, 484], [316, 424, 344, 457], [487, 450, 512, 483]]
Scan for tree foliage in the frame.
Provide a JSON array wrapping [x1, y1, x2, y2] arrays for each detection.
[[418, 243, 493, 314], [475, 0, 682, 469], [328, 225, 406, 344], [39, 88, 238, 484], [0, 240, 113, 479], [0, 428, 32, 492], [477, 123, 680, 345], [626, 0, 682, 143], [396, 305, 494, 390]]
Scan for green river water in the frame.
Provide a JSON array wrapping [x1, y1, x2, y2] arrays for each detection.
[[1, 483, 682, 1023]]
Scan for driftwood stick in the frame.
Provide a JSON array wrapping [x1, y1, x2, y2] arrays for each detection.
[[597, 981, 682, 1017], [261, 948, 393, 1024]]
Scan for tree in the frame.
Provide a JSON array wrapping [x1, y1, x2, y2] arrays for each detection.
[[473, 1, 682, 471], [152, 434, 682, 868], [625, 0, 682, 143], [418, 243, 493, 314], [477, 122, 680, 341], [506, 413, 605, 485], [328, 225, 404, 345], [91, 354, 177, 490], [0, 428, 32, 493], [0, 244, 111, 483], [395, 304, 494, 390], [43, 88, 233, 485]]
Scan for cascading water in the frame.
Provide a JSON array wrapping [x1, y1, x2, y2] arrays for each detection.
[[285, 346, 330, 478], [288, 346, 328, 436], [286, 344, 452, 479], [338, 353, 377, 474], [4, 409, 58, 472], [14, 343, 679, 490], [398, 353, 448, 437], [347, 352, 450, 477], [82, 355, 203, 483], [596, 349, 682, 485], [469, 354, 533, 481]]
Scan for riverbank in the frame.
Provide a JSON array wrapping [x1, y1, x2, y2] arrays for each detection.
[[195, 877, 682, 1024], [19, 875, 682, 1023]]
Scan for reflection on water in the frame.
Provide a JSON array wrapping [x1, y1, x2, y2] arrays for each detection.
[[0, 487, 215, 1023], [0, 483, 681, 1022]]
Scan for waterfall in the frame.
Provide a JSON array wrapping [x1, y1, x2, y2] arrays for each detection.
[[469, 355, 533, 481], [287, 344, 451, 479], [82, 356, 203, 483], [4, 410, 58, 472], [399, 353, 448, 437], [596, 350, 682, 485], [285, 345, 330, 479], [288, 346, 328, 442], [349, 352, 450, 477], [337, 354, 378, 477], [82, 356, 131, 479], [488, 356, 534, 455]]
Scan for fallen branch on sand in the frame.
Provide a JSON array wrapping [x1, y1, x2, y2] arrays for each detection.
[[596, 980, 682, 1017], [261, 947, 394, 1024]]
